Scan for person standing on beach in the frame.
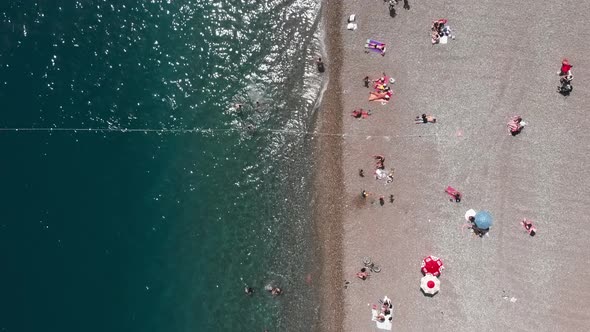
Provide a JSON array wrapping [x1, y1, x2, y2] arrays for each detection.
[[362, 190, 369, 198], [316, 57, 325, 73], [364, 76, 370, 88]]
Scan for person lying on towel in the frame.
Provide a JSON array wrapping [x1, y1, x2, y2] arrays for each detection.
[[368, 43, 385, 51], [369, 91, 391, 101]]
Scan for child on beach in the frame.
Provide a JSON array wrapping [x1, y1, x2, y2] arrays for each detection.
[[522, 218, 537, 236]]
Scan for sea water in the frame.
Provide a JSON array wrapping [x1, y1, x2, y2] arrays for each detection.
[[0, 1, 324, 331]]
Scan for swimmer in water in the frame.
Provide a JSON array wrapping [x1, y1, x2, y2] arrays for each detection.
[[271, 287, 282, 296]]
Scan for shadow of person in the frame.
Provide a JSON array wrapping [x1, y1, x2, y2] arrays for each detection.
[[389, 6, 396, 17], [419, 287, 436, 297], [403, 0, 410, 10]]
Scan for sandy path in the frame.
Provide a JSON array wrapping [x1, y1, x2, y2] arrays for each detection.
[[336, 0, 590, 330]]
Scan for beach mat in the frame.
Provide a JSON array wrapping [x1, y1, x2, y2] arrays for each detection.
[[365, 39, 386, 54]]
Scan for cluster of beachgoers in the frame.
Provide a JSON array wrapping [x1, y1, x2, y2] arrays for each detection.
[[331, 6, 578, 329]]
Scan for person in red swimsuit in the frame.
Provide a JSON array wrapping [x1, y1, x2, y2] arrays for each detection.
[[559, 59, 573, 76]]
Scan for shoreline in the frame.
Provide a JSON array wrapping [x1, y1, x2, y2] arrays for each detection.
[[310, 0, 344, 331]]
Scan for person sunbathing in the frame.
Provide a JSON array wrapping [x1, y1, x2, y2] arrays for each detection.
[[352, 109, 370, 118], [522, 219, 537, 236], [375, 83, 388, 91], [432, 21, 442, 33], [369, 91, 391, 101], [270, 287, 282, 295], [356, 268, 369, 280], [415, 114, 436, 123], [507, 116, 524, 135], [374, 44, 385, 51], [431, 31, 440, 44]]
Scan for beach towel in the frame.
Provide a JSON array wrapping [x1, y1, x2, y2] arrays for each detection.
[[365, 39, 386, 54]]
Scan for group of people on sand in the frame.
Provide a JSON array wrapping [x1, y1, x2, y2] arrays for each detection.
[[373, 297, 393, 323], [431, 19, 454, 44], [244, 284, 282, 297], [508, 59, 574, 136], [373, 155, 394, 184], [359, 155, 395, 207], [367, 75, 394, 102]]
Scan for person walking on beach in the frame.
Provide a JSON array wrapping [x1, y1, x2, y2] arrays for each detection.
[[316, 57, 325, 73], [364, 76, 370, 88]]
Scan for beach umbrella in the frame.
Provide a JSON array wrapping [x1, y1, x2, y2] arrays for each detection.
[[421, 256, 444, 276], [420, 274, 440, 295], [474, 210, 493, 229]]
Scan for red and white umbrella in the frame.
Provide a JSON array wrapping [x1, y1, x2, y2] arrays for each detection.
[[421, 256, 444, 276], [420, 274, 440, 295]]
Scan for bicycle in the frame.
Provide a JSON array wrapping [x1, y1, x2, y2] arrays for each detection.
[[363, 257, 381, 273]]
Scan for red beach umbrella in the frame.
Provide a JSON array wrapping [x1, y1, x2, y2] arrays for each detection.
[[421, 256, 444, 276]]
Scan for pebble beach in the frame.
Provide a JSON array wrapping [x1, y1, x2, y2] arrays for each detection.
[[314, 0, 590, 330]]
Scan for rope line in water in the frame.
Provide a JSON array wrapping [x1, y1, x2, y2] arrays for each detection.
[[0, 127, 436, 139]]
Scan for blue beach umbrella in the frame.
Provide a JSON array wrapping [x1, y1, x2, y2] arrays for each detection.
[[474, 211, 493, 229]]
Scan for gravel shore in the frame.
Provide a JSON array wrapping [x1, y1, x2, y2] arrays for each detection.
[[315, 0, 590, 330]]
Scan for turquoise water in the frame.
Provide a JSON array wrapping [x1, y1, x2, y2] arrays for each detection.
[[0, 1, 323, 331]]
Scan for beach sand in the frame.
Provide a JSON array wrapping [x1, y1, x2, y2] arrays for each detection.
[[316, 0, 590, 330], [311, 0, 345, 331]]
